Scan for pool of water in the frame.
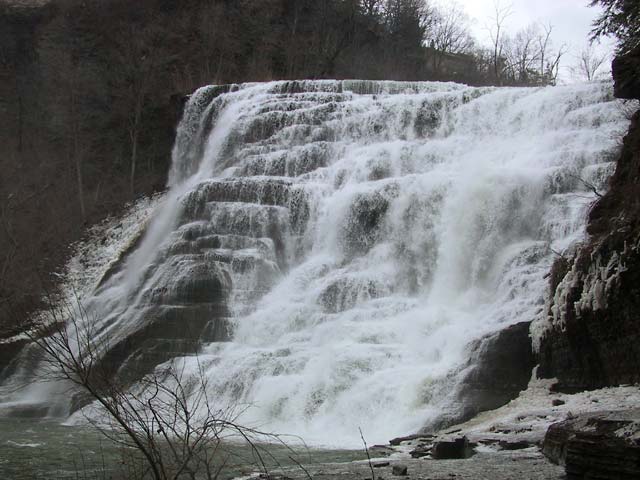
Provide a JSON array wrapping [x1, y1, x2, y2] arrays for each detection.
[[0, 417, 368, 479]]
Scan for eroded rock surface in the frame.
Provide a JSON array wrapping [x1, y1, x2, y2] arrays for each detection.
[[246, 451, 564, 480], [543, 410, 640, 479], [612, 45, 640, 100], [425, 321, 535, 431], [537, 111, 640, 392]]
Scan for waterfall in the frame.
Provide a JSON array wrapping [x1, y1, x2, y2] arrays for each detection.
[[2, 80, 630, 447]]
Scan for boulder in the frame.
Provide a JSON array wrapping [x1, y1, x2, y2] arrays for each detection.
[[0, 337, 28, 381], [318, 277, 385, 314], [543, 410, 640, 479], [391, 464, 408, 476], [458, 321, 535, 414], [612, 46, 640, 100], [431, 436, 473, 460], [389, 433, 434, 446], [409, 444, 431, 458], [339, 188, 394, 258], [425, 321, 535, 431], [498, 440, 534, 451]]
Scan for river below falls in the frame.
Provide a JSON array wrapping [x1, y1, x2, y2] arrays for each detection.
[[0, 417, 568, 480], [0, 418, 367, 479]]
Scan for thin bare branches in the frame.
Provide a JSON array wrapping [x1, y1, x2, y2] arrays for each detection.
[[23, 294, 288, 480], [569, 44, 608, 82], [359, 427, 376, 480], [568, 173, 604, 198]]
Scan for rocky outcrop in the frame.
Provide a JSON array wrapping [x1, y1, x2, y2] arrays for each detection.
[[612, 46, 640, 100], [537, 110, 640, 392], [458, 322, 535, 416], [543, 410, 640, 479], [0, 338, 28, 381], [425, 321, 535, 431], [431, 436, 473, 459], [537, 50, 640, 391], [0, 0, 53, 18]]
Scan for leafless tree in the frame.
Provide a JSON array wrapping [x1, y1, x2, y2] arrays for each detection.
[[545, 48, 568, 85], [39, 26, 96, 221], [0, 197, 18, 307], [536, 23, 567, 83], [486, 0, 513, 82], [504, 24, 540, 83], [495, 20, 566, 85], [429, 2, 475, 73], [570, 44, 609, 81], [23, 296, 288, 480], [110, 16, 170, 196]]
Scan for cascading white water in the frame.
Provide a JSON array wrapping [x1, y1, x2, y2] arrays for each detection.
[[4, 80, 630, 447]]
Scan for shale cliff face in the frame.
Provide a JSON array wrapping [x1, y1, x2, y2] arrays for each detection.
[[537, 52, 640, 391]]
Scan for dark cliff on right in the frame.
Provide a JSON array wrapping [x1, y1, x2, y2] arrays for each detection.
[[537, 45, 640, 392]]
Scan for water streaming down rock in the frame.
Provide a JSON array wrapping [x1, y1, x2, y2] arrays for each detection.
[[3, 80, 631, 445]]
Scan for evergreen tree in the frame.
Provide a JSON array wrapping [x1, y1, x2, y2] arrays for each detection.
[[590, 0, 640, 53]]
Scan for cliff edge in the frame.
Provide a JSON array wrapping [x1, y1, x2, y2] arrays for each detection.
[[537, 46, 640, 391]]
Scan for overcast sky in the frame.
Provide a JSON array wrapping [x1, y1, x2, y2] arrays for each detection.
[[452, 0, 616, 80]]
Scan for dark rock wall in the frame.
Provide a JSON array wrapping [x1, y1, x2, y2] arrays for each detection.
[[612, 46, 640, 100], [424, 321, 535, 432], [537, 59, 640, 391], [459, 322, 535, 417]]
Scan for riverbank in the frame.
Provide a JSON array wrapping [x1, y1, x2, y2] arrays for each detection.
[[241, 450, 564, 480], [238, 378, 640, 479], [1, 378, 638, 478]]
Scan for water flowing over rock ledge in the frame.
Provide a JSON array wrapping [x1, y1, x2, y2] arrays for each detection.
[[0, 80, 631, 451], [536, 105, 640, 391]]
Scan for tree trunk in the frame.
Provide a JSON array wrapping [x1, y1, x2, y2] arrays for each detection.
[[70, 89, 85, 221], [130, 126, 139, 196], [75, 149, 86, 222], [17, 95, 23, 154], [130, 88, 145, 196]]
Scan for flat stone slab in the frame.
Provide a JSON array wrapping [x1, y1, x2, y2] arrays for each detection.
[[248, 451, 564, 480], [543, 409, 640, 479]]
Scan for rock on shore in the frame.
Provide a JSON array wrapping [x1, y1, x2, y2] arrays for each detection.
[[543, 410, 640, 479]]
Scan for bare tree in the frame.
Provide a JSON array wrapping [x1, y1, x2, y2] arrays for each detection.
[[495, 20, 565, 85], [23, 296, 287, 480], [66, 60, 88, 221], [110, 16, 169, 196], [537, 23, 550, 75], [0, 196, 18, 307], [571, 44, 608, 81], [504, 23, 540, 83], [38, 15, 99, 222], [429, 2, 475, 73], [533, 22, 567, 84], [486, 0, 513, 83], [546, 48, 567, 84]]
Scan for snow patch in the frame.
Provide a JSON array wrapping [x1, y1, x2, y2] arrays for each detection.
[[1, 193, 164, 345], [447, 373, 640, 445]]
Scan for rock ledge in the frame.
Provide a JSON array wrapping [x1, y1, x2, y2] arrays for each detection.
[[543, 410, 640, 479]]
